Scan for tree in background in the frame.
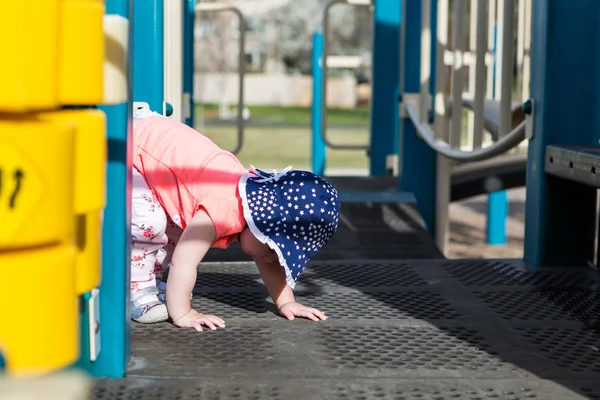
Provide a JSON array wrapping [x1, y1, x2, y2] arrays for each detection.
[[264, 0, 372, 75]]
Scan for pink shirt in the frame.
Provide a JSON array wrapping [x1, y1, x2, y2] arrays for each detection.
[[132, 115, 247, 248]]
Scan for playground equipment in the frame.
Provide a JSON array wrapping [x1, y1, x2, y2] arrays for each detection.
[[2, 0, 600, 399], [0, 0, 128, 377], [312, 0, 532, 252]]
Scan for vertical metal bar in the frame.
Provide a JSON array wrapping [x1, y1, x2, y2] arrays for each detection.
[[450, 0, 466, 146], [195, 4, 246, 154], [164, 0, 183, 122], [522, 0, 532, 99], [473, 0, 488, 149], [133, 0, 164, 112], [466, 0, 478, 148], [434, 0, 450, 253], [399, 0, 437, 235], [234, 8, 246, 154], [487, 0, 509, 246], [397, 0, 407, 181], [516, 0, 525, 99], [311, 31, 326, 176], [399, 0, 407, 99], [419, 0, 431, 123], [183, 0, 195, 127], [488, 191, 508, 244], [434, 0, 448, 140], [90, 0, 133, 378], [499, 0, 514, 137], [486, 0, 496, 97], [370, 0, 401, 170], [323, 0, 375, 151]]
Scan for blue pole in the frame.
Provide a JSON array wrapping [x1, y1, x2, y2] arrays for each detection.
[[524, 0, 600, 267], [133, 0, 164, 111], [487, 24, 508, 245], [398, 0, 436, 233], [369, 0, 400, 176], [89, 0, 133, 378], [311, 31, 326, 176], [487, 191, 508, 244], [183, 0, 195, 127]]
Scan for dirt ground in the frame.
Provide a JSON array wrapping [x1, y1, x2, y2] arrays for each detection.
[[446, 188, 526, 259]]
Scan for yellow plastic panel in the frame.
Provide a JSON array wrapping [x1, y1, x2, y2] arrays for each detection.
[[58, 1, 105, 104], [0, 245, 78, 377], [75, 211, 102, 294], [0, 2, 59, 111], [38, 109, 106, 213], [0, 117, 75, 249]]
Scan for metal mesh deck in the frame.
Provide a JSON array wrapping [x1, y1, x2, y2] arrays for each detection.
[[93, 259, 600, 399], [204, 201, 444, 262]]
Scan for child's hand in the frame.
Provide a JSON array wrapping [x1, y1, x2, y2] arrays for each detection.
[[278, 302, 328, 322], [173, 309, 226, 331]]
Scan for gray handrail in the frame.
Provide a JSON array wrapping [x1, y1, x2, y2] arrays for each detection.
[[195, 2, 246, 154], [451, 152, 527, 177], [321, 0, 372, 150], [404, 99, 526, 162]]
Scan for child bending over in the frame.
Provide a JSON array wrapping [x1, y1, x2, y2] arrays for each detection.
[[129, 109, 340, 331]]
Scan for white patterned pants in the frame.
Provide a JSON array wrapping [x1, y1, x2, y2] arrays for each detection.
[[130, 167, 183, 294]]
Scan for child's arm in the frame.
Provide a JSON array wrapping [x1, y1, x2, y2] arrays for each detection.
[[254, 256, 327, 321], [167, 209, 226, 331]]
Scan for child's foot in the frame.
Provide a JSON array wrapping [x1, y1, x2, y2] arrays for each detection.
[[131, 287, 169, 323], [156, 279, 192, 303]]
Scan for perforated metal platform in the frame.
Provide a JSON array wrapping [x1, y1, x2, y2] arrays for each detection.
[[93, 259, 600, 399], [204, 201, 444, 262]]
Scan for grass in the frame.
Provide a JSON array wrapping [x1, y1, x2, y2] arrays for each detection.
[[197, 103, 370, 127], [195, 104, 371, 171], [194, 104, 504, 173], [199, 125, 370, 171]]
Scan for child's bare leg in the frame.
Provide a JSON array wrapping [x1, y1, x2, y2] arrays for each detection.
[[131, 167, 169, 323]]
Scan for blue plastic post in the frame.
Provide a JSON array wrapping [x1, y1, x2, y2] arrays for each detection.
[[398, 0, 436, 234], [369, 0, 400, 176], [487, 191, 508, 245], [487, 23, 508, 246], [183, 0, 195, 127], [133, 0, 164, 112], [89, 0, 133, 378], [311, 31, 326, 176], [524, 0, 600, 266]]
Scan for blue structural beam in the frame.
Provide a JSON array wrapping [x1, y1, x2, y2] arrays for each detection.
[[311, 31, 326, 176], [369, 0, 400, 176], [183, 0, 195, 127], [133, 0, 164, 111], [89, 0, 133, 378], [398, 0, 437, 234], [524, 0, 600, 267]]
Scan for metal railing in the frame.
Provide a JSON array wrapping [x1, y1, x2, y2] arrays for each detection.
[[321, 0, 373, 150], [401, 0, 532, 252], [195, 2, 246, 154]]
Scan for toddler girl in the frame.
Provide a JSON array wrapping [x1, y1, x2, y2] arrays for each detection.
[[129, 108, 340, 331]]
